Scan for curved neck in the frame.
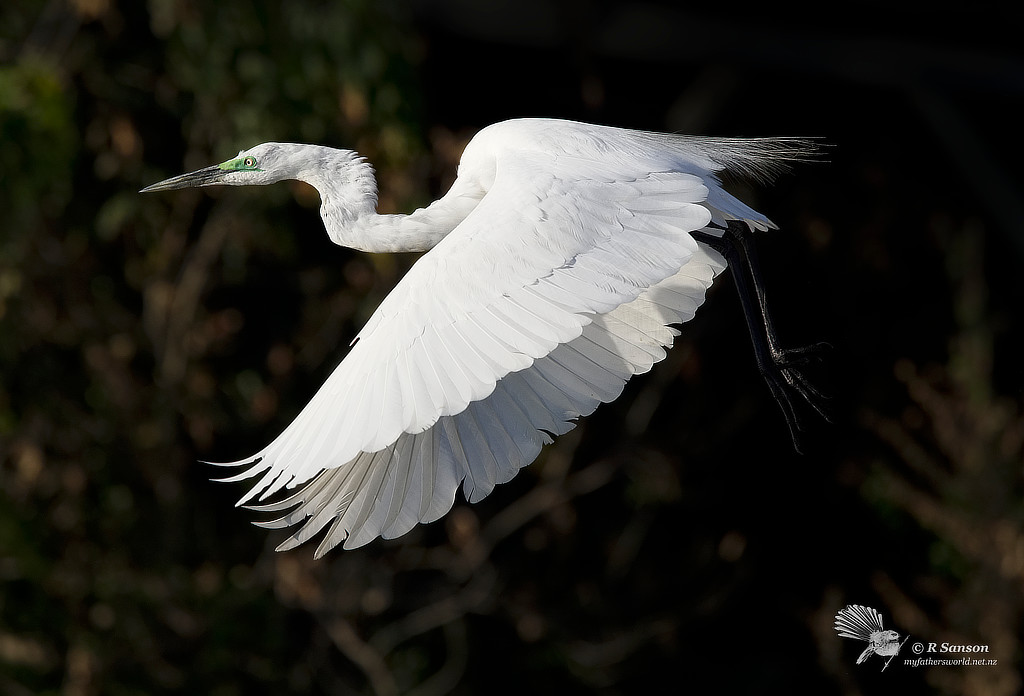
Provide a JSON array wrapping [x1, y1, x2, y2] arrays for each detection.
[[304, 151, 478, 253]]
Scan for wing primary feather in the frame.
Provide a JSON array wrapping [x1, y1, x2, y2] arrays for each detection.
[[454, 403, 500, 502], [479, 385, 541, 473], [467, 398, 521, 487], [415, 422, 440, 520], [431, 416, 470, 520], [518, 359, 587, 421], [564, 331, 636, 379], [315, 516, 349, 559], [247, 465, 336, 516], [550, 342, 630, 397], [276, 450, 377, 550], [273, 370, 368, 495], [493, 371, 560, 435], [380, 432, 418, 536], [338, 447, 394, 549], [212, 458, 268, 485], [381, 426, 440, 536], [273, 460, 367, 552], [531, 351, 601, 404]]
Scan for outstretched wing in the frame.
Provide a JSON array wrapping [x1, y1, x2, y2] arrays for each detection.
[[246, 249, 725, 556], [215, 126, 774, 554]]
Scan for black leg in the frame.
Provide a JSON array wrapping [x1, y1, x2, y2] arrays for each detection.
[[693, 223, 828, 451]]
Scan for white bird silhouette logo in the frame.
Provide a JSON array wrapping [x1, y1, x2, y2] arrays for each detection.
[[834, 604, 907, 671]]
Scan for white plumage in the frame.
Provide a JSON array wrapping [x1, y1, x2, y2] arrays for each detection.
[[142, 118, 816, 557], [834, 604, 903, 665]]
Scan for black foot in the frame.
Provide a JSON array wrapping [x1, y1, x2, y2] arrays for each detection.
[[762, 342, 831, 452], [693, 225, 828, 452]]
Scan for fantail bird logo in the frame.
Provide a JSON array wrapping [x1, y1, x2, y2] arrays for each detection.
[[834, 604, 907, 671]]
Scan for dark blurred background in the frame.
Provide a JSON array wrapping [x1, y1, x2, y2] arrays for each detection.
[[2, 1, 1022, 694]]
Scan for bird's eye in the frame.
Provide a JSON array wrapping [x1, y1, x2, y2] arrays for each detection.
[[243, 157, 257, 168]]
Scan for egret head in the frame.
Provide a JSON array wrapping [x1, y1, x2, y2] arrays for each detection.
[[141, 143, 323, 192]]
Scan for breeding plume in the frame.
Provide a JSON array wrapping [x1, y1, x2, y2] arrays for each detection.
[[142, 118, 824, 557]]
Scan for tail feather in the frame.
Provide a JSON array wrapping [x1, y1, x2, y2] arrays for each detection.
[[684, 135, 823, 184], [834, 604, 885, 641]]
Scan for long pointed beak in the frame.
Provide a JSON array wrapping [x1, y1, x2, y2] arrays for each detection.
[[140, 165, 226, 193]]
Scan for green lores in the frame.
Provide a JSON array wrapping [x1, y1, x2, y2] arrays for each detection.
[[218, 155, 261, 171]]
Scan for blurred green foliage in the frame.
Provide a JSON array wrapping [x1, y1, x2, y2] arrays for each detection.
[[0, 2, 433, 694]]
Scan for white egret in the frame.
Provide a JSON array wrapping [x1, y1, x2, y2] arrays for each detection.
[[142, 118, 824, 557]]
